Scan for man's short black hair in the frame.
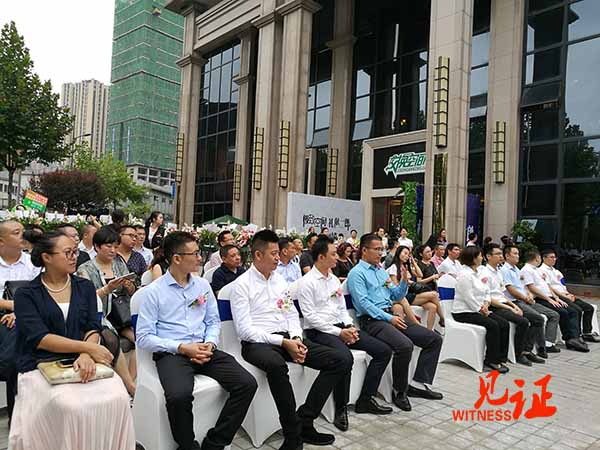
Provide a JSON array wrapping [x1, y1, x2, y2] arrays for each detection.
[[93, 226, 120, 249], [503, 244, 519, 259], [311, 235, 334, 261], [459, 246, 482, 266], [278, 237, 293, 252], [55, 223, 77, 233], [524, 250, 540, 262], [163, 231, 197, 263], [251, 229, 279, 257], [446, 243, 461, 253], [217, 230, 233, 244], [305, 232, 318, 243], [359, 233, 382, 257], [220, 244, 239, 258], [541, 248, 556, 259], [484, 243, 502, 257], [351, 229, 357, 233], [133, 224, 145, 231]]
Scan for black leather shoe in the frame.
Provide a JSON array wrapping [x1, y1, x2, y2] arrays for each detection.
[[516, 354, 533, 366], [525, 352, 545, 364], [566, 338, 590, 352], [301, 425, 335, 446], [545, 345, 561, 353], [484, 361, 509, 374], [583, 332, 600, 343], [279, 438, 303, 450], [407, 384, 443, 400], [333, 406, 348, 431], [178, 441, 201, 450], [537, 348, 548, 359], [355, 396, 393, 415], [393, 392, 412, 411]]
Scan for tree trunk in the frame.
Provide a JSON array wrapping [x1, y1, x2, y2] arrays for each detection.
[[7, 169, 15, 208]]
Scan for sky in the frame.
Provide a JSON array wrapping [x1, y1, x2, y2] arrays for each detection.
[[1, 1, 115, 94]]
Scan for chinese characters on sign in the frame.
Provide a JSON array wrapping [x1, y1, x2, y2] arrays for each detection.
[[452, 371, 557, 422], [302, 214, 352, 231], [383, 151, 427, 178]]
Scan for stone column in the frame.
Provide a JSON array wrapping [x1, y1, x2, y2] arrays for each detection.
[[424, 0, 474, 243], [249, 5, 284, 227], [274, 0, 321, 228], [174, 4, 208, 225], [327, 0, 355, 199], [484, 0, 525, 239], [232, 28, 257, 221]]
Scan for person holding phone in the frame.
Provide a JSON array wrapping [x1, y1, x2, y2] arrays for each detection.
[[9, 231, 135, 450], [77, 226, 137, 380]]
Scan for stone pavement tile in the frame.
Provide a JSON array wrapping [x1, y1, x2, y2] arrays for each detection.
[[477, 436, 515, 450], [521, 434, 557, 449], [492, 431, 523, 446], [444, 434, 475, 448], [232, 435, 255, 450], [456, 426, 495, 443]]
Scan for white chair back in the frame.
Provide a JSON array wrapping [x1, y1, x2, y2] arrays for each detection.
[[203, 266, 218, 283], [437, 274, 457, 289], [341, 278, 349, 295], [140, 270, 153, 287]]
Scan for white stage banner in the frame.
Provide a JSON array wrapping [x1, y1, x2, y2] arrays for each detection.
[[286, 192, 364, 236]]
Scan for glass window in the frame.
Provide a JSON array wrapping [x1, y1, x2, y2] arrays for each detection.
[[401, 52, 428, 84], [522, 144, 558, 181], [565, 38, 600, 137], [528, 0, 562, 13], [307, 85, 315, 109], [521, 107, 559, 142], [353, 120, 372, 141], [521, 81, 560, 106], [312, 129, 329, 147], [316, 80, 331, 108], [472, 32, 490, 67], [525, 47, 561, 84], [563, 138, 600, 178], [522, 184, 557, 215], [527, 7, 564, 52], [568, 0, 600, 42], [470, 66, 489, 97], [356, 69, 372, 97], [315, 106, 330, 130], [469, 114, 487, 150], [306, 111, 314, 146], [561, 183, 600, 259], [468, 152, 485, 186], [355, 96, 371, 121]]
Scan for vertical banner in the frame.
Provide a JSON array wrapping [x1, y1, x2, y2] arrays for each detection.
[[466, 193, 481, 242], [416, 184, 424, 240]]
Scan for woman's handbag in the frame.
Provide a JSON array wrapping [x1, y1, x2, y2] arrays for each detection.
[[107, 293, 132, 329], [37, 358, 114, 385], [409, 282, 432, 295]]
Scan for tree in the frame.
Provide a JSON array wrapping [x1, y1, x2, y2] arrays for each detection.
[[30, 170, 107, 211], [0, 22, 73, 206], [401, 181, 419, 243], [74, 149, 147, 208]]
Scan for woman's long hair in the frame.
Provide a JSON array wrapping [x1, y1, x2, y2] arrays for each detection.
[[145, 211, 162, 229], [392, 245, 412, 276]]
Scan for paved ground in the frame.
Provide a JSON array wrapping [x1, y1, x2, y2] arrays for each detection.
[[2, 300, 599, 450]]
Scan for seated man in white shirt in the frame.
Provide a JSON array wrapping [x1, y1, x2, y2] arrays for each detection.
[[231, 230, 352, 450], [397, 227, 413, 250], [204, 230, 236, 273], [77, 223, 98, 259], [276, 238, 302, 285], [0, 219, 41, 421], [539, 249, 600, 343], [137, 231, 257, 450], [521, 250, 588, 353], [297, 237, 392, 432], [481, 244, 545, 366], [437, 243, 463, 278]]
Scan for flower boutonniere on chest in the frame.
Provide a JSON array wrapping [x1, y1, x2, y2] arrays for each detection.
[[189, 291, 210, 309], [330, 287, 343, 301], [383, 278, 392, 289], [480, 277, 489, 284], [276, 292, 294, 313]]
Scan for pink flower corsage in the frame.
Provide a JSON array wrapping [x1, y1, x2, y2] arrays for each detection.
[[189, 291, 209, 308], [481, 277, 489, 284], [383, 279, 392, 289], [276, 294, 293, 312], [330, 287, 343, 300]]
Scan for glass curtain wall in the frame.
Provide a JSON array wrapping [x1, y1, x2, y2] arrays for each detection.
[[347, 1, 430, 200], [194, 41, 241, 224], [468, 0, 491, 237], [306, 0, 334, 196], [520, 0, 600, 284]]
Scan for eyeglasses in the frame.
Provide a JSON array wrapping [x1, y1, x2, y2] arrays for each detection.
[[176, 251, 202, 257], [121, 233, 137, 239], [52, 249, 80, 259]]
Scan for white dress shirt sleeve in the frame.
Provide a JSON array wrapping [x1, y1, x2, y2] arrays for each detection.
[[520, 266, 535, 286], [297, 276, 341, 336], [230, 276, 285, 346]]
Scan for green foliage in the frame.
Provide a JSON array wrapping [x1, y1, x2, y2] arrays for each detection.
[[511, 221, 541, 266], [29, 169, 106, 211], [0, 22, 73, 205], [75, 148, 147, 208], [123, 202, 153, 219], [401, 181, 419, 243]]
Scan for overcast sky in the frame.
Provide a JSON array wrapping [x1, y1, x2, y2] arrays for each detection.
[[1, 1, 115, 93]]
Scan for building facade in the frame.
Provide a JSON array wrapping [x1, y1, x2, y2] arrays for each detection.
[[61, 79, 110, 158], [170, 0, 600, 286]]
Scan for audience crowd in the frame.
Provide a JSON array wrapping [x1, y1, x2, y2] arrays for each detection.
[[0, 214, 597, 450]]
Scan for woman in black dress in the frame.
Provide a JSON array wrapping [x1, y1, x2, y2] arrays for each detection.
[[333, 243, 354, 280]]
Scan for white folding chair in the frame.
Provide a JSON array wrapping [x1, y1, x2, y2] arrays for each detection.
[[0, 381, 6, 409], [140, 270, 153, 287], [131, 287, 229, 450], [202, 266, 218, 283]]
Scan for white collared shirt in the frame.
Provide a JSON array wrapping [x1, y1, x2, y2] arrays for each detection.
[[521, 263, 553, 298], [0, 252, 41, 298], [203, 252, 222, 272], [297, 266, 353, 335], [397, 237, 413, 249], [452, 266, 491, 314], [135, 246, 153, 266], [230, 265, 303, 346], [538, 263, 567, 294], [437, 257, 463, 278], [481, 264, 507, 303], [78, 241, 97, 260]]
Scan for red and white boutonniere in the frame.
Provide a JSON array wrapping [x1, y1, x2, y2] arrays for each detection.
[[276, 293, 293, 312], [481, 277, 489, 284], [189, 291, 209, 308], [541, 273, 547, 280], [383, 279, 392, 289], [330, 287, 343, 300]]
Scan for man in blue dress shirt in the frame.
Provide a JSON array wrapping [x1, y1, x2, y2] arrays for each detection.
[[347, 233, 443, 412], [137, 232, 257, 450]]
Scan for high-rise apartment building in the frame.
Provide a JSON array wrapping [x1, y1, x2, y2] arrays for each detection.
[[105, 0, 184, 174], [60, 79, 109, 157]]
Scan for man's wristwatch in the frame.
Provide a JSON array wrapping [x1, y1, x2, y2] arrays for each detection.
[[291, 336, 303, 342]]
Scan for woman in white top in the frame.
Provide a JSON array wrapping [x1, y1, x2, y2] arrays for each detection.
[[451, 246, 510, 373]]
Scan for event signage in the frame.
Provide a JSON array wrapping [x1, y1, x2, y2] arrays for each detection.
[[384, 152, 426, 177], [287, 192, 363, 235], [22, 190, 48, 212]]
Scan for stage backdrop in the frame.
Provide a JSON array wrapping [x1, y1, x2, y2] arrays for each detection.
[[287, 192, 364, 236]]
